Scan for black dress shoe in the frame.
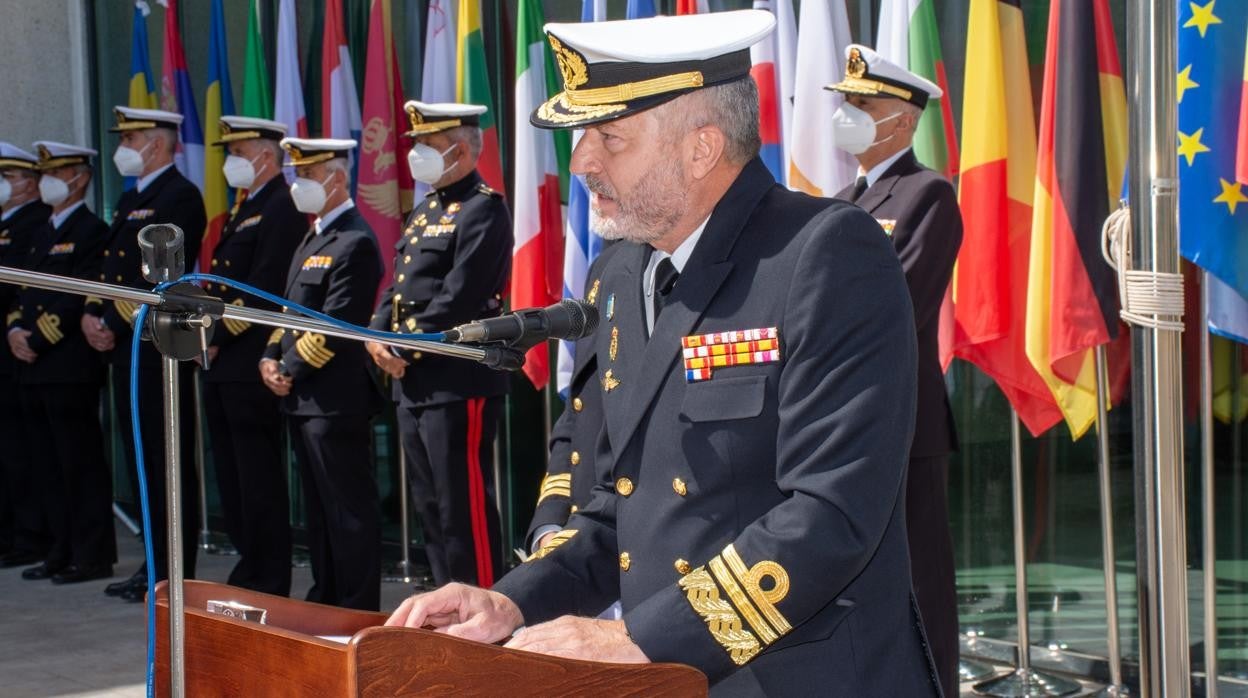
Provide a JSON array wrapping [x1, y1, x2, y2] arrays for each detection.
[[21, 562, 66, 580], [119, 584, 148, 603], [105, 569, 146, 597], [51, 564, 113, 585], [0, 551, 44, 568]]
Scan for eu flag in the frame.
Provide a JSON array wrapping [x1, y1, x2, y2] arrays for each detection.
[[1178, 0, 1248, 298]]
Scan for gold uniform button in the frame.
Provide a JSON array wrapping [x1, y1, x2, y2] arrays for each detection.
[[616, 477, 634, 497], [397, 273, 406, 282], [404, 254, 412, 264], [675, 559, 691, 575], [211, 259, 219, 267], [394, 293, 402, 301], [103, 250, 109, 257], [116, 275, 123, 281], [118, 250, 125, 258], [570, 505, 578, 514], [570, 451, 580, 466], [225, 259, 231, 268], [619, 552, 631, 571], [572, 397, 583, 412], [672, 478, 687, 496]]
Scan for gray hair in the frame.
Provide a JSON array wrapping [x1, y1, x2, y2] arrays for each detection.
[[150, 127, 178, 155], [445, 125, 483, 159], [659, 77, 761, 165], [323, 157, 350, 175]]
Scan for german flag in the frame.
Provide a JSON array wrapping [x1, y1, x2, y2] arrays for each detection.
[[952, 0, 1063, 436], [1024, 0, 1130, 439]]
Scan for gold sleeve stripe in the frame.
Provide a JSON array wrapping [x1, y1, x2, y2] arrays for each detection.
[[677, 567, 761, 666], [722, 544, 792, 636], [529, 529, 577, 561], [295, 332, 335, 368], [708, 556, 779, 645], [268, 328, 285, 345], [114, 300, 140, 326], [536, 473, 573, 504], [35, 313, 63, 344], [222, 299, 250, 336], [5, 310, 20, 326]]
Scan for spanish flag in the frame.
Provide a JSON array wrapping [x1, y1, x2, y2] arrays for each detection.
[[952, 0, 1063, 436], [456, 0, 505, 193], [1024, 0, 1129, 439]]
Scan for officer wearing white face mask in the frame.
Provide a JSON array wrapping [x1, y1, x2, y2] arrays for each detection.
[[367, 101, 512, 588], [86, 106, 207, 603], [200, 116, 306, 597], [7, 142, 114, 585], [262, 137, 383, 611], [0, 142, 51, 569], [827, 44, 963, 698]]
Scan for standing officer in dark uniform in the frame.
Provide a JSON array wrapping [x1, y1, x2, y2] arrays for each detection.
[[83, 107, 206, 603], [7, 142, 114, 584], [0, 142, 51, 568], [201, 116, 305, 597], [389, 12, 940, 696], [828, 45, 963, 698], [367, 101, 512, 588], [261, 137, 383, 611]]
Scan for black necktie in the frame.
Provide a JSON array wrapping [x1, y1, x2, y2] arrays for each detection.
[[850, 175, 868, 203], [653, 257, 680, 322]]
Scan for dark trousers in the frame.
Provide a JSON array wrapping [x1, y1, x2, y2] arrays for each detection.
[[21, 383, 115, 568], [203, 381, 291, 596], [907, 455, 959, 698], [398, 397, 502, 588], [111, 362, 200, 580], [288, 414, 380, 611], [0, 372, 45, 556]]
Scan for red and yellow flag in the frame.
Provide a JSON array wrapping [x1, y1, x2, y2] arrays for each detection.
[[1024, 0, 1129, 439], [457, 0, 505, 192], [952, 0, 1063, 436]]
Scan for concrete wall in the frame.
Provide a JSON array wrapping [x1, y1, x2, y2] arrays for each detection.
[[0, 0, 91, 150]]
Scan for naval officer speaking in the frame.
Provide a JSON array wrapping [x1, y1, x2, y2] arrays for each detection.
[[387, 10, 940, 695]]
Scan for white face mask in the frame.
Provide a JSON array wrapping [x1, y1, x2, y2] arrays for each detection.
[[407, 142, 458, 185], [0, 179, 11, 207], [113, 139, 152, 177], [223, 154, 261, 189], [39, 174, 79, 207], [829, 103, 902, 155], [290, 174, 334, 214]]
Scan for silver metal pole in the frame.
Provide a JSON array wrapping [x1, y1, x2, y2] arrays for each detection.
[[974, 412, 1080, 697], [1092, 347, 1127, 697], [162, 356, 185, 698], [1200, 274, 1219, 698], [192, 378, 216, 554], [1127, 0, 1190, 695], [383, 449, 414, 584]]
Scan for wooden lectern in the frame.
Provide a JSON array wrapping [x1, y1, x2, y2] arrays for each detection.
[[154, 581, 707, 696]]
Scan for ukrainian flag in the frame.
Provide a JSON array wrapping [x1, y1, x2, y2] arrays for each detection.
[[129, 1, 157, 109]]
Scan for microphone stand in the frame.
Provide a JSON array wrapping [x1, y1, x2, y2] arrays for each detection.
[[0, 254, 512, 696]]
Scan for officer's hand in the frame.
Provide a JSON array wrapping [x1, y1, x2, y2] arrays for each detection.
[[367, 341, 407, 380], [7, 329, 37, 363], [259, 358, 292, 396], [385, 582, 524, 643], [505, 616, 650, 664], [536, 531, 559, 551], [81, 316, 115, 352]]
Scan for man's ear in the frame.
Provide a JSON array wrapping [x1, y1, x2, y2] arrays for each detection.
[[689, 125, 726, 180]]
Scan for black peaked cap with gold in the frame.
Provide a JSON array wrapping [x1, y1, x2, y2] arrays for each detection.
[[33, 141, 97, 170], [824, 44, 942, 110], [403, 101, 488, 137], [214, 115, 288, 145], [533, 9, 775, 130], [279, 137, 358, 167]]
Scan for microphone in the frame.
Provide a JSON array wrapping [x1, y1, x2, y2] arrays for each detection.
[[444, 299, 599, 348]]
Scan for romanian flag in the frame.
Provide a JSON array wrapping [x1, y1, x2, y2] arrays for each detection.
[[750, 0, 787, 182], [129, 2, 157, 110], [456, 0, 504, 192], [951, 0, 1063, 436], [158, 0, 204, 194], [513, 0, 566, 390], [240, 0, 272, 119], [1024, 0, 1129, 439], [358, 0, 412, 287], [201, 0, 236, 273]]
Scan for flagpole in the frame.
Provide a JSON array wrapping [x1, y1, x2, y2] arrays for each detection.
[[382, 449, 415, 585], [1200, 272, 1219, 698], [1091, 346, 1127, 698], [973, 410, 1080, 697]]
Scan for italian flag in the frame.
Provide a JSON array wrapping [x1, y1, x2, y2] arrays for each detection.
[[512, 0, 565, 390], [457, 0, 505, 193]]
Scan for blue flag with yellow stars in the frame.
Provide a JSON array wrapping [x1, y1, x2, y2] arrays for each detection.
[[1178, 0, 1248, 299]]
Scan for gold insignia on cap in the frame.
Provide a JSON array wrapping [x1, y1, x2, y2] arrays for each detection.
[[549, 35, 589, 91], [404, 102, 462, 136], [846, 47, 867, 79]]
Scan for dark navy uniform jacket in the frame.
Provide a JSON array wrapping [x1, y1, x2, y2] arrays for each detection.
[[203, 178, 307, 383], [494, 159, 938, 695], [7, 204, 108, 384], [0, 201, 51, 376], [370, 170, 512, 407], [834, 149, 961, 458], [84, 166, 206, 368], [263, 205, 382, 417]]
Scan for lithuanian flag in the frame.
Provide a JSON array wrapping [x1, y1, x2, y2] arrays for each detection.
[[952, 0, 1063, 436], [1024, 0, 1129, 439], [457, 0, 504, 193]]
